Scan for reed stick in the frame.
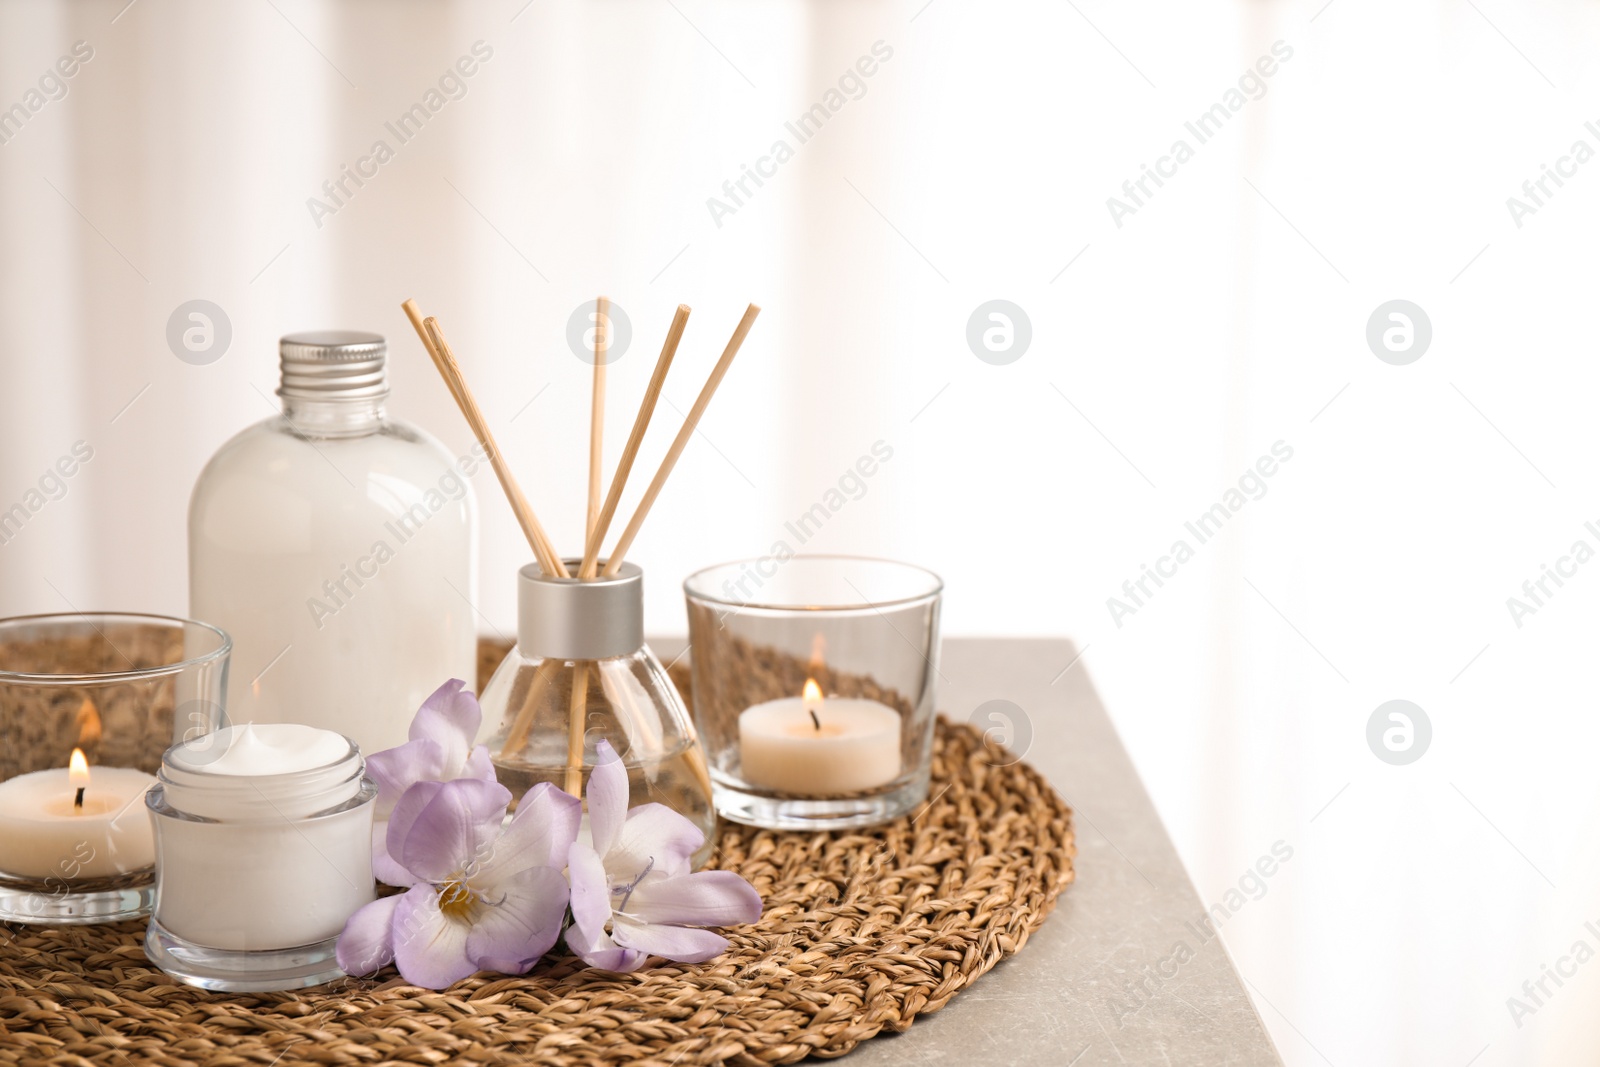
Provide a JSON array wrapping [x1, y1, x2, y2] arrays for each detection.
[[500, 656, 558, 758], [402, 298, 467, 408], [427, 317, 568, 578], [579, 304, 690, 579], [585, 297, 608, 555], [565, 662, 589, 797], [682, 739, 713, 806], [567, 301, 608, 795], [603, 304, 760, 576], [401, 301, 569, 578]]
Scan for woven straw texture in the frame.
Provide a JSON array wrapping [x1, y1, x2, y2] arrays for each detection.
[[0, 644, 1075, 1067]]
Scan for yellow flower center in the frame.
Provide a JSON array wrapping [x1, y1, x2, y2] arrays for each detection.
[[437, 879, 476, 920]]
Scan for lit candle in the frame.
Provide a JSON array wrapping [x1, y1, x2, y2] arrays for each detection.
[[0, 748, 157, 880], [738, 679, 902, 795]]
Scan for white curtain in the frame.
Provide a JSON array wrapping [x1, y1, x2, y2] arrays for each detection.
[[4, 1, 1600, 1063]]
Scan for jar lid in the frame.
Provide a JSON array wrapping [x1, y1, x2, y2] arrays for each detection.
[[517, 559, 644, 661], [278, 330, 388, 401]]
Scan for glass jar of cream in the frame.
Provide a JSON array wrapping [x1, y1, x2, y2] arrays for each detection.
[[144, 723, 376, 991]]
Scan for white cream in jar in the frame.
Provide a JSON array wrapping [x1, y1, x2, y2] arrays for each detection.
[[144, 723, 375, 990]]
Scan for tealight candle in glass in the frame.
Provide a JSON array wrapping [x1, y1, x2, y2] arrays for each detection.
[[0, 612, 230, 924], [144, 722, 376, 991], [683, 556, 943, 830]]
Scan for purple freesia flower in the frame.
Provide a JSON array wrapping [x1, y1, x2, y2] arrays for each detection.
[[566, 741, 762, 972], [337, 777, 579, 989], [366, 679, 498, 885]]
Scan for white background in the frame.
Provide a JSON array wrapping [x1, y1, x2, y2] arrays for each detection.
[[3, 1, 1599, 1063]]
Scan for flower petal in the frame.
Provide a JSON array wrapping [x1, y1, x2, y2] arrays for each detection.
[[566, 841, 613, 943], [461, 743, 497, 784], [465, 866, 569, 974], [566, 919, 648, 972], [372, 820, 420, 887], [612, 919, 730, 963], [391, 885, 477, 989], [335, 893, 402, 976], [586, 740, 628, 858], [390, 779, 510, 883], [565, 841, 647, 973], [409, 679, 481, 773], [366, 738, 448, 815], [479, 782, 582, 879], [625, 870, 763, 929], [608, 803, 704, 881]]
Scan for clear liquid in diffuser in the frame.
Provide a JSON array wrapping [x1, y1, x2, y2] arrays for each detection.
[[493, 741, 716, 870]]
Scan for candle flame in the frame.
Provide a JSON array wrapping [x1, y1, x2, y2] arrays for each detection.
[[75, 697, 102, 747], [69, 748, 90, 789], [802, 678, 823, 732]]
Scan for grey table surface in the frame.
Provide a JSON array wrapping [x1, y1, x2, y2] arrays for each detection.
[[663, 636, 1284, 1067]]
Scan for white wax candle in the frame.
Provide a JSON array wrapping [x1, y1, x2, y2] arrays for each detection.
[[151, 723, 374, 951], [0, 762, 156, 879], [739, 686, 902, 795]]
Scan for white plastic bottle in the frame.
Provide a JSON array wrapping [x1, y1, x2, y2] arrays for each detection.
[[189, 331, 477, 756]]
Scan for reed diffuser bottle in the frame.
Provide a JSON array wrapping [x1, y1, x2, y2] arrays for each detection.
[[188, 331, 477, 756], [480, 560, 715, 868], [398, 297, 760, 870]]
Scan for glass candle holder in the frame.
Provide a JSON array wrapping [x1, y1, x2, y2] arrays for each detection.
[[683, 556, 943, 830], [144, 723, 376, 992], [481, 559, 715, 868], [0, 612, 230, 924]]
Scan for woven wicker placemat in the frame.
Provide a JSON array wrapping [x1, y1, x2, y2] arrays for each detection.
[[0, 646, 1074, 1067]]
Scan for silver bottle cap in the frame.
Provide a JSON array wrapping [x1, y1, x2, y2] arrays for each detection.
[[517, 559, 644, 661], [278, 331, 388, 401]]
